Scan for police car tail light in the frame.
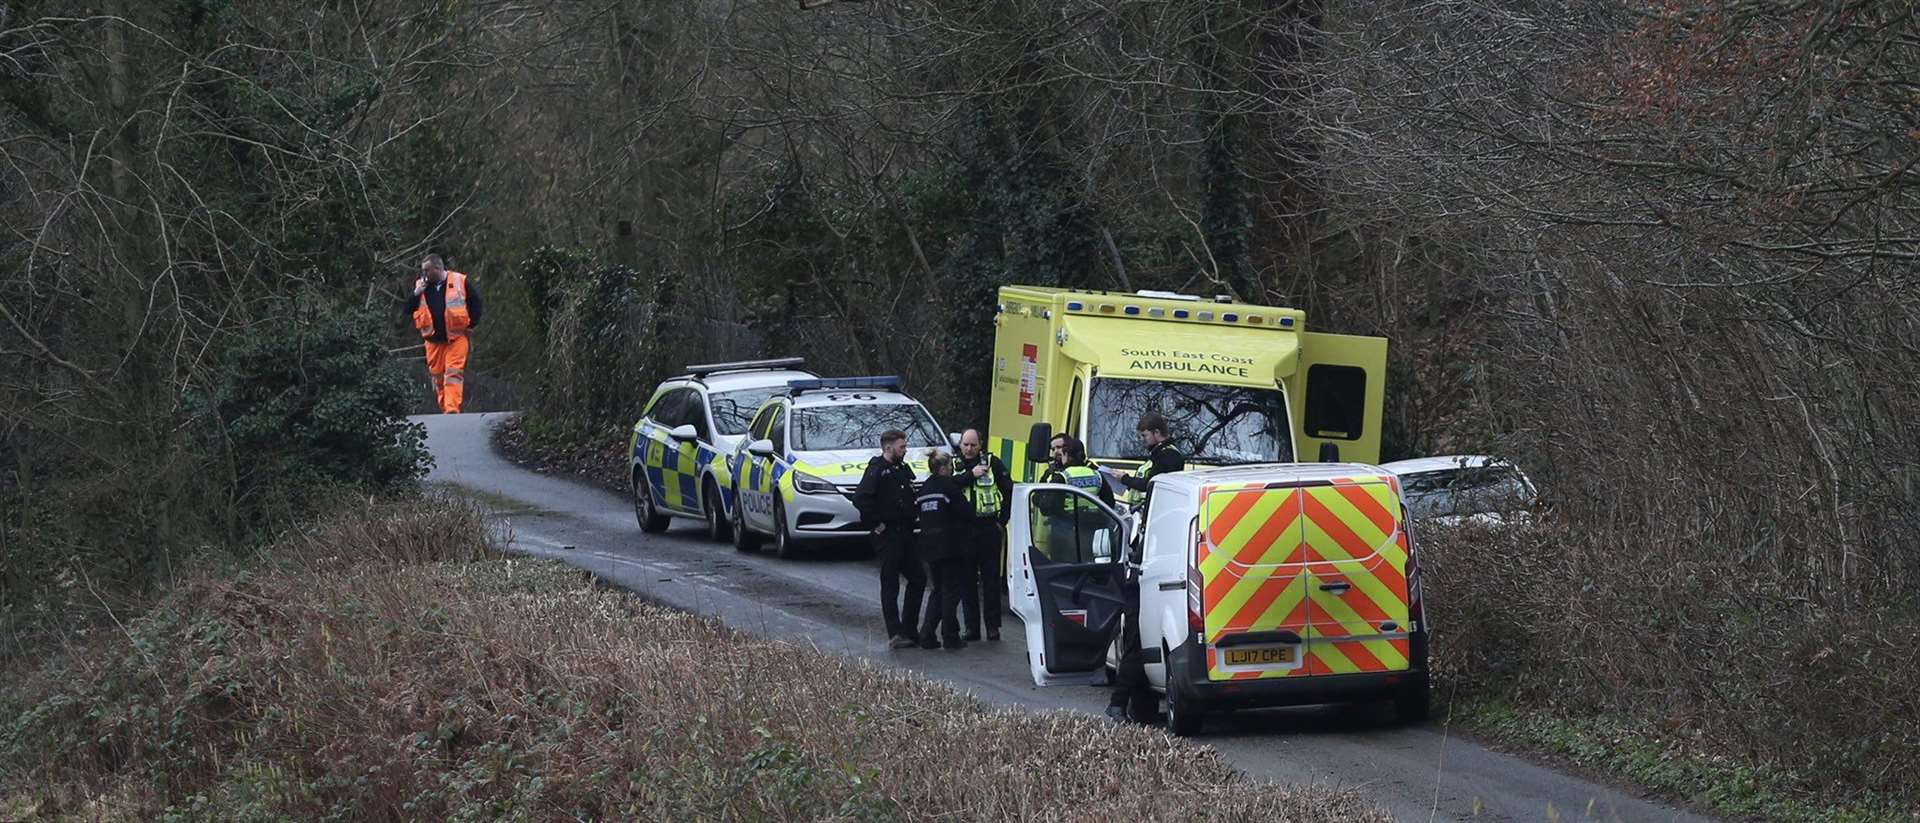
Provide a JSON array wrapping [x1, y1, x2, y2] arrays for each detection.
[[792, 470, 836, 495]]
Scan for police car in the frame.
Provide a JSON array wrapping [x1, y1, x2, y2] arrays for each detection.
[[728, 377, 948, 559], [630, 358, 817, 540]]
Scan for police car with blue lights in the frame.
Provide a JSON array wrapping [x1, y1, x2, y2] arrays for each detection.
[[630, 358, 818, 540], [728, 376, 948, 559]]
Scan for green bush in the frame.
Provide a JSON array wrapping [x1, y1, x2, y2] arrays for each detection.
[[206, 299, 430, 506]]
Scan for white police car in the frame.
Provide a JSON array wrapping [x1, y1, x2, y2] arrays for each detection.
[[629, 358, 817, 540], [728, 377, 948, 559]]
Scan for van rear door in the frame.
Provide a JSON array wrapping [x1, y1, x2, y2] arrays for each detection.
[[1301, 477, 1412, 675], [1008, 484, 1129, 686], [1197, 483, 1311, 681]]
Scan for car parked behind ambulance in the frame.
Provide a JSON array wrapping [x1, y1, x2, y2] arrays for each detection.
[[1008, 458, 1429, 735]]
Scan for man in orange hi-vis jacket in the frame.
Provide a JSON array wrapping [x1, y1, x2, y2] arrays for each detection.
[[404, 254, 484, 414]]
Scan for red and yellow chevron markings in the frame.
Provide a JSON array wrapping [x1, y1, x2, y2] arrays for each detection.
[[1197, 476, 1410, 681]]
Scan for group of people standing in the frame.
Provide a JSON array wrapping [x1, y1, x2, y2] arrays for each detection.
[[851, 412, 1188, 724], [853, 428, 1014, 651]]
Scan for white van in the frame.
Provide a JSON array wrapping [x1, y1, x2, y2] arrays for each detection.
[[1007, 462, 1430, 735]]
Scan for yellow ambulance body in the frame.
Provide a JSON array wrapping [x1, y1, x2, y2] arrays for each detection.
[[986, 287, 1388, 481]]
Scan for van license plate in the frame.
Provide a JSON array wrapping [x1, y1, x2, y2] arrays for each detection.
[[1226, 646, 1295, 666]]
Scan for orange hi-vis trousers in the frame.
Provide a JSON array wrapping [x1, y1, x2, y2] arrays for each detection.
[[424, 336, 470, 414]]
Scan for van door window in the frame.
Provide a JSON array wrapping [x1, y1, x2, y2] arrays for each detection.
[[1304, 364, 1366, 440], [1028, 489, 1121, 563]]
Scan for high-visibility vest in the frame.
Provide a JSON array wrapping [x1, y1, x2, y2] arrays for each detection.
[[413, 271, 472, 338], [955, 456, 1003, 517], [1058, 465, 1101, 492]]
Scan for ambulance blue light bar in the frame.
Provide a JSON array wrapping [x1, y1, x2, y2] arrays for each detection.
[[786, 376, 903, 395]]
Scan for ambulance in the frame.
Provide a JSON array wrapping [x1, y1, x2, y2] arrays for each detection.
[[1005, 447, 1429, 735], [727, 377, 948, 559], [985, 287, 1388, 481]]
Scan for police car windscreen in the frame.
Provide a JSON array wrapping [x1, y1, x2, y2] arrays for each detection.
[[793, 404, 945, 451], [1087, 377, 1292, 464], [710, 387, 786, 436]]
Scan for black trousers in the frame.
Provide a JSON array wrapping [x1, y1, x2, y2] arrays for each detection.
[[1109, 578, 1149, 710], [876, 528, 925, 638], [961, 519, 1006, 636], [919, 555, 968, 646]]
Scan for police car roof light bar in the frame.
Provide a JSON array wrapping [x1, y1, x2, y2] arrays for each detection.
[[684, 357, 807, 378], [786, 376, 904, 395]]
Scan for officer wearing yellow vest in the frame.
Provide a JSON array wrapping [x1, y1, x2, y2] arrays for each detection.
[[404, 254, 484, 414], [1040, 433, 1114, 507], [953, 429, 1013, 642]]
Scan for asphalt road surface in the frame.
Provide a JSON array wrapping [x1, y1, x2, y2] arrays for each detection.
[[421, 412, 1710, 823]]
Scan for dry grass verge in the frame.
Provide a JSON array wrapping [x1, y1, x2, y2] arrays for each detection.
[[1, 494, 1387, 821], [1421, 519, 1920, 821]]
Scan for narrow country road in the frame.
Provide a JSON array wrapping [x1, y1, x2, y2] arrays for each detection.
[[422, 412, 1710, 823]]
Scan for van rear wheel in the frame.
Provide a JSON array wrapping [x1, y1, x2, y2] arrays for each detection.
[[1393, 675, 1431, 724], [1165, 672, 1203, 737]]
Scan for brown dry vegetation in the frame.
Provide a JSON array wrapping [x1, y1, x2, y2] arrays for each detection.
[[0, 496, 1387, 821], [1421, 519, 1920, 816]]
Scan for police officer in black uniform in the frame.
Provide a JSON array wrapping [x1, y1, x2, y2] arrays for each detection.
[[854, 429, 924, 649], [953, 429, 1013, 642], [915, 450, 975, 650], [1108, 411, 1186, 721], [1115, 411, 1185, 507]]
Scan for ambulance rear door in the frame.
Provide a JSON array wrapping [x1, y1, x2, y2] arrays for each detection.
[[1007, 483, 1129, 687], [1296, 332, 1387, 465]]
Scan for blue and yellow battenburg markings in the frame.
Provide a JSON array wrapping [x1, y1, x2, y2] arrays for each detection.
[[633, 422, 731, 514]]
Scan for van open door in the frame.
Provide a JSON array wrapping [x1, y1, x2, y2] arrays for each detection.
[[1007, 483, 1129, 687], [1297, 332, 1388, 465]]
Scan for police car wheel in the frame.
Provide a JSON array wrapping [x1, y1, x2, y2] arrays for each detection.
[[703, 478, 731, 543], [772, 496, 799, 560], [634, 470, 669, 533], [731, 483, 762, 552]]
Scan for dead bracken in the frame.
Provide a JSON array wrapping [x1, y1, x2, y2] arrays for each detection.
[[1, 497, 1388, 821]]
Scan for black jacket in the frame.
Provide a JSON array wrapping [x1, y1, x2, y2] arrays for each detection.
[[953, 452, 1013, 524], [404, 277, 485, 343], [913, 474, 975, 562], [853, 455, 918, 529], [1120, 441, 1185, 493]]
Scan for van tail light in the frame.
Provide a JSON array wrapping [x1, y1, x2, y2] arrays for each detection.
[[1187, 518, 1206, 636], [1402, 503, 1426, 632]]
